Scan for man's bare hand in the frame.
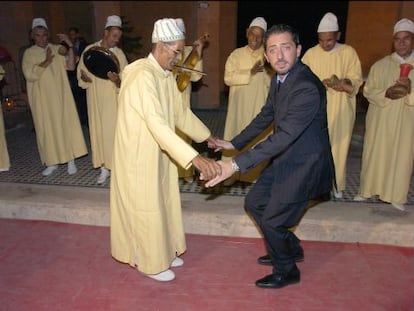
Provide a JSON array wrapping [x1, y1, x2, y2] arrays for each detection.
[[107, 71, 121, 87], [39, 47, 54, 68], [207, 138, 235, 152], [251, 60, 264, 75], [192, 155, 221, 181], [80, 69, 92, 83], [200, 160, 236, 187]]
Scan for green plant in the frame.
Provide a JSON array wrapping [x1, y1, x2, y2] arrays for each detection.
[[121, 16, 143, 62]]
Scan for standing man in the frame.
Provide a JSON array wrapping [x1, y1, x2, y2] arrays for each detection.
[[110, 18, 221, 282], [77, 15, 128, 184], [354, 18, 414, 211], [174, 18, 207, 183], [204, 24, 333, 289], [0, 64, 10, 172], [22, 18, 87, 176], [222, 17, 273, 185], [302, 12, 363, 199]]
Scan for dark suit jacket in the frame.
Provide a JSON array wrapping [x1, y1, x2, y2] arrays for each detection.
[[232, 60, 333, 203]]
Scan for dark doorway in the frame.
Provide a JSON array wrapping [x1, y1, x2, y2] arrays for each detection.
[[237, 1, 349, 54]]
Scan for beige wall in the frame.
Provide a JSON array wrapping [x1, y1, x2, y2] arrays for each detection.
[[1, 1, 413, 107]]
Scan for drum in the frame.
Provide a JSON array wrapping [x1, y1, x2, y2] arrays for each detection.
[[83, 46, 120, 79]]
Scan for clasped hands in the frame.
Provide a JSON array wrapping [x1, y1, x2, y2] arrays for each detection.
[[193, 137, 237, 188], [322, 75, 353, 94]]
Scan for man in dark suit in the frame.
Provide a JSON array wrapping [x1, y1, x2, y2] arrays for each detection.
[[204, 24, 334, 289]]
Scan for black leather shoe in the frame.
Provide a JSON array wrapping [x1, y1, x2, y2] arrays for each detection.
[[257, 247, 304, 265], [255, 267, 300, 289]]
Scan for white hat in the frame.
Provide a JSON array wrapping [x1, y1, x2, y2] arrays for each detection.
[[105, 15, 122, 28], [175, 18, 186, 34], [393, 18, 414, 35], [317, 12, 339, 33], [152, 18, 185, 43], [249, 17, 267, 32], [32, 18, 48, 30]]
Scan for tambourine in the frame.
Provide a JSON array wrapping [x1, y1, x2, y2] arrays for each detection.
[[83, 46, 120, 79]]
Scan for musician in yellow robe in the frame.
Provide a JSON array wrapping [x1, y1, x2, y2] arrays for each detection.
[[302, 12, 363, 198], [110, 18, 221, 282], [0, 64, 10, 172], [222, 17, 273, 185], [77, 15, 129, 184], [22, 18, 87, 176], [174, 18, 206, 183], [354, 18, 414, 211]]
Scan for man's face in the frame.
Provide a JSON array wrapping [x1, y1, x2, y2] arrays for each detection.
[[160, 40, 185, 71], [393, 31, 414, 58], [264, 32, 301, 75], [103, 27, 122, 48], [32, 27, 48, 49], [246, 26, 264, 51], [68, 30, 78, 43], [318, 31, 340, 52]]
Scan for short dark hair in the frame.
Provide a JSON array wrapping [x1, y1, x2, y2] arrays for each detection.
[[68, 27, 79, 33], [264, 24, 300, 50]]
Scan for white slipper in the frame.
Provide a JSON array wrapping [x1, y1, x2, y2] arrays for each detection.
[[97, 167, 110, 184], [353, 194, 367, 202], [333, 190, 343, 199], [391, 202, 405, 211], [67, 160, 77, 175], [171, 257, 184, 267], [146, 269, 175, 282], [42, 165, 58, 176]]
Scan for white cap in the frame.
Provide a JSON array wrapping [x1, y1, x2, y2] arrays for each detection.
[[393, 18, 414, 35], [152, 18, 185, 43], [317, 12, 339, 33], [175, 18, 186, 34], [105, 15, 122, 29], [32, 18, 48, 30], [249, 17, 267, 32]]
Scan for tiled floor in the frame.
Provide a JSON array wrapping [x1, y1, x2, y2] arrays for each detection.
[[2, 107, 414, 204]]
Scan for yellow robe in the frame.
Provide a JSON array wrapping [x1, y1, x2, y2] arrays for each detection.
[[110, 54, 211, 275], [360, 54, 414, 204], [302, 43, 363, 190], [175, 45, 204, 179], [223, 45, 273, 182], [0, 64, 10, 170], [22, 44, 87, 166], [77, 41, 128, 169]]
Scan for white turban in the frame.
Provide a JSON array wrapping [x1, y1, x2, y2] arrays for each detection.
[[152, 18, 185, 43], [249, 17, 267, 32], [175, 18, 186, 34], [32, 18, 48, 30], [393, 18, 414, 35], [317, 12, 339, 33], [105, 15, 122, 28]]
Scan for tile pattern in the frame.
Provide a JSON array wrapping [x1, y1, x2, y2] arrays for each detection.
[[1, 108, 413, 205]]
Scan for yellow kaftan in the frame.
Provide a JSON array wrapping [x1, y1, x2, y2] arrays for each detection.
[[22, 44, 87, 166], [175, 45, 204, 179], [0, 64, 10, 170], [110, 54, 211, 275], [77, 41, 128, 169], [360, 54, 414, 204], [302, 43, 363, 190], [223, 45, 273, 182]]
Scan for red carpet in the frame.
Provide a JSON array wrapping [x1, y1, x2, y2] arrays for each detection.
[[0, 219, 412, 311]]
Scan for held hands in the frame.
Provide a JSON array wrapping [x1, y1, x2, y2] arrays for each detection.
[[200, 160, 237, 188], [323, 75, 353, 94], [207, 137, 235, 152], [192, 155, 222, 181]]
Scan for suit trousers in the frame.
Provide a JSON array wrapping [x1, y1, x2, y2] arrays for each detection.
[[244, 165, 308, 274]]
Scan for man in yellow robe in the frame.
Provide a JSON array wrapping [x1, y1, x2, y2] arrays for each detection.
[[174, 18, 207, 183], [110, 18, 221, 282], [77, 15, 128, 184], [22, 18, 87, 176], [302, 12, 363, 199], [222, 17, 273, 185], [0, 64, 10, 172], [354, 18, 414, 211]]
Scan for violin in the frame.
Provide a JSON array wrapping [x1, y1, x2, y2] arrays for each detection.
[[174, 32, 209, 92]]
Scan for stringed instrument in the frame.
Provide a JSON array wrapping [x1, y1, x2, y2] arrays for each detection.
[[174, 32, 209, 92]]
